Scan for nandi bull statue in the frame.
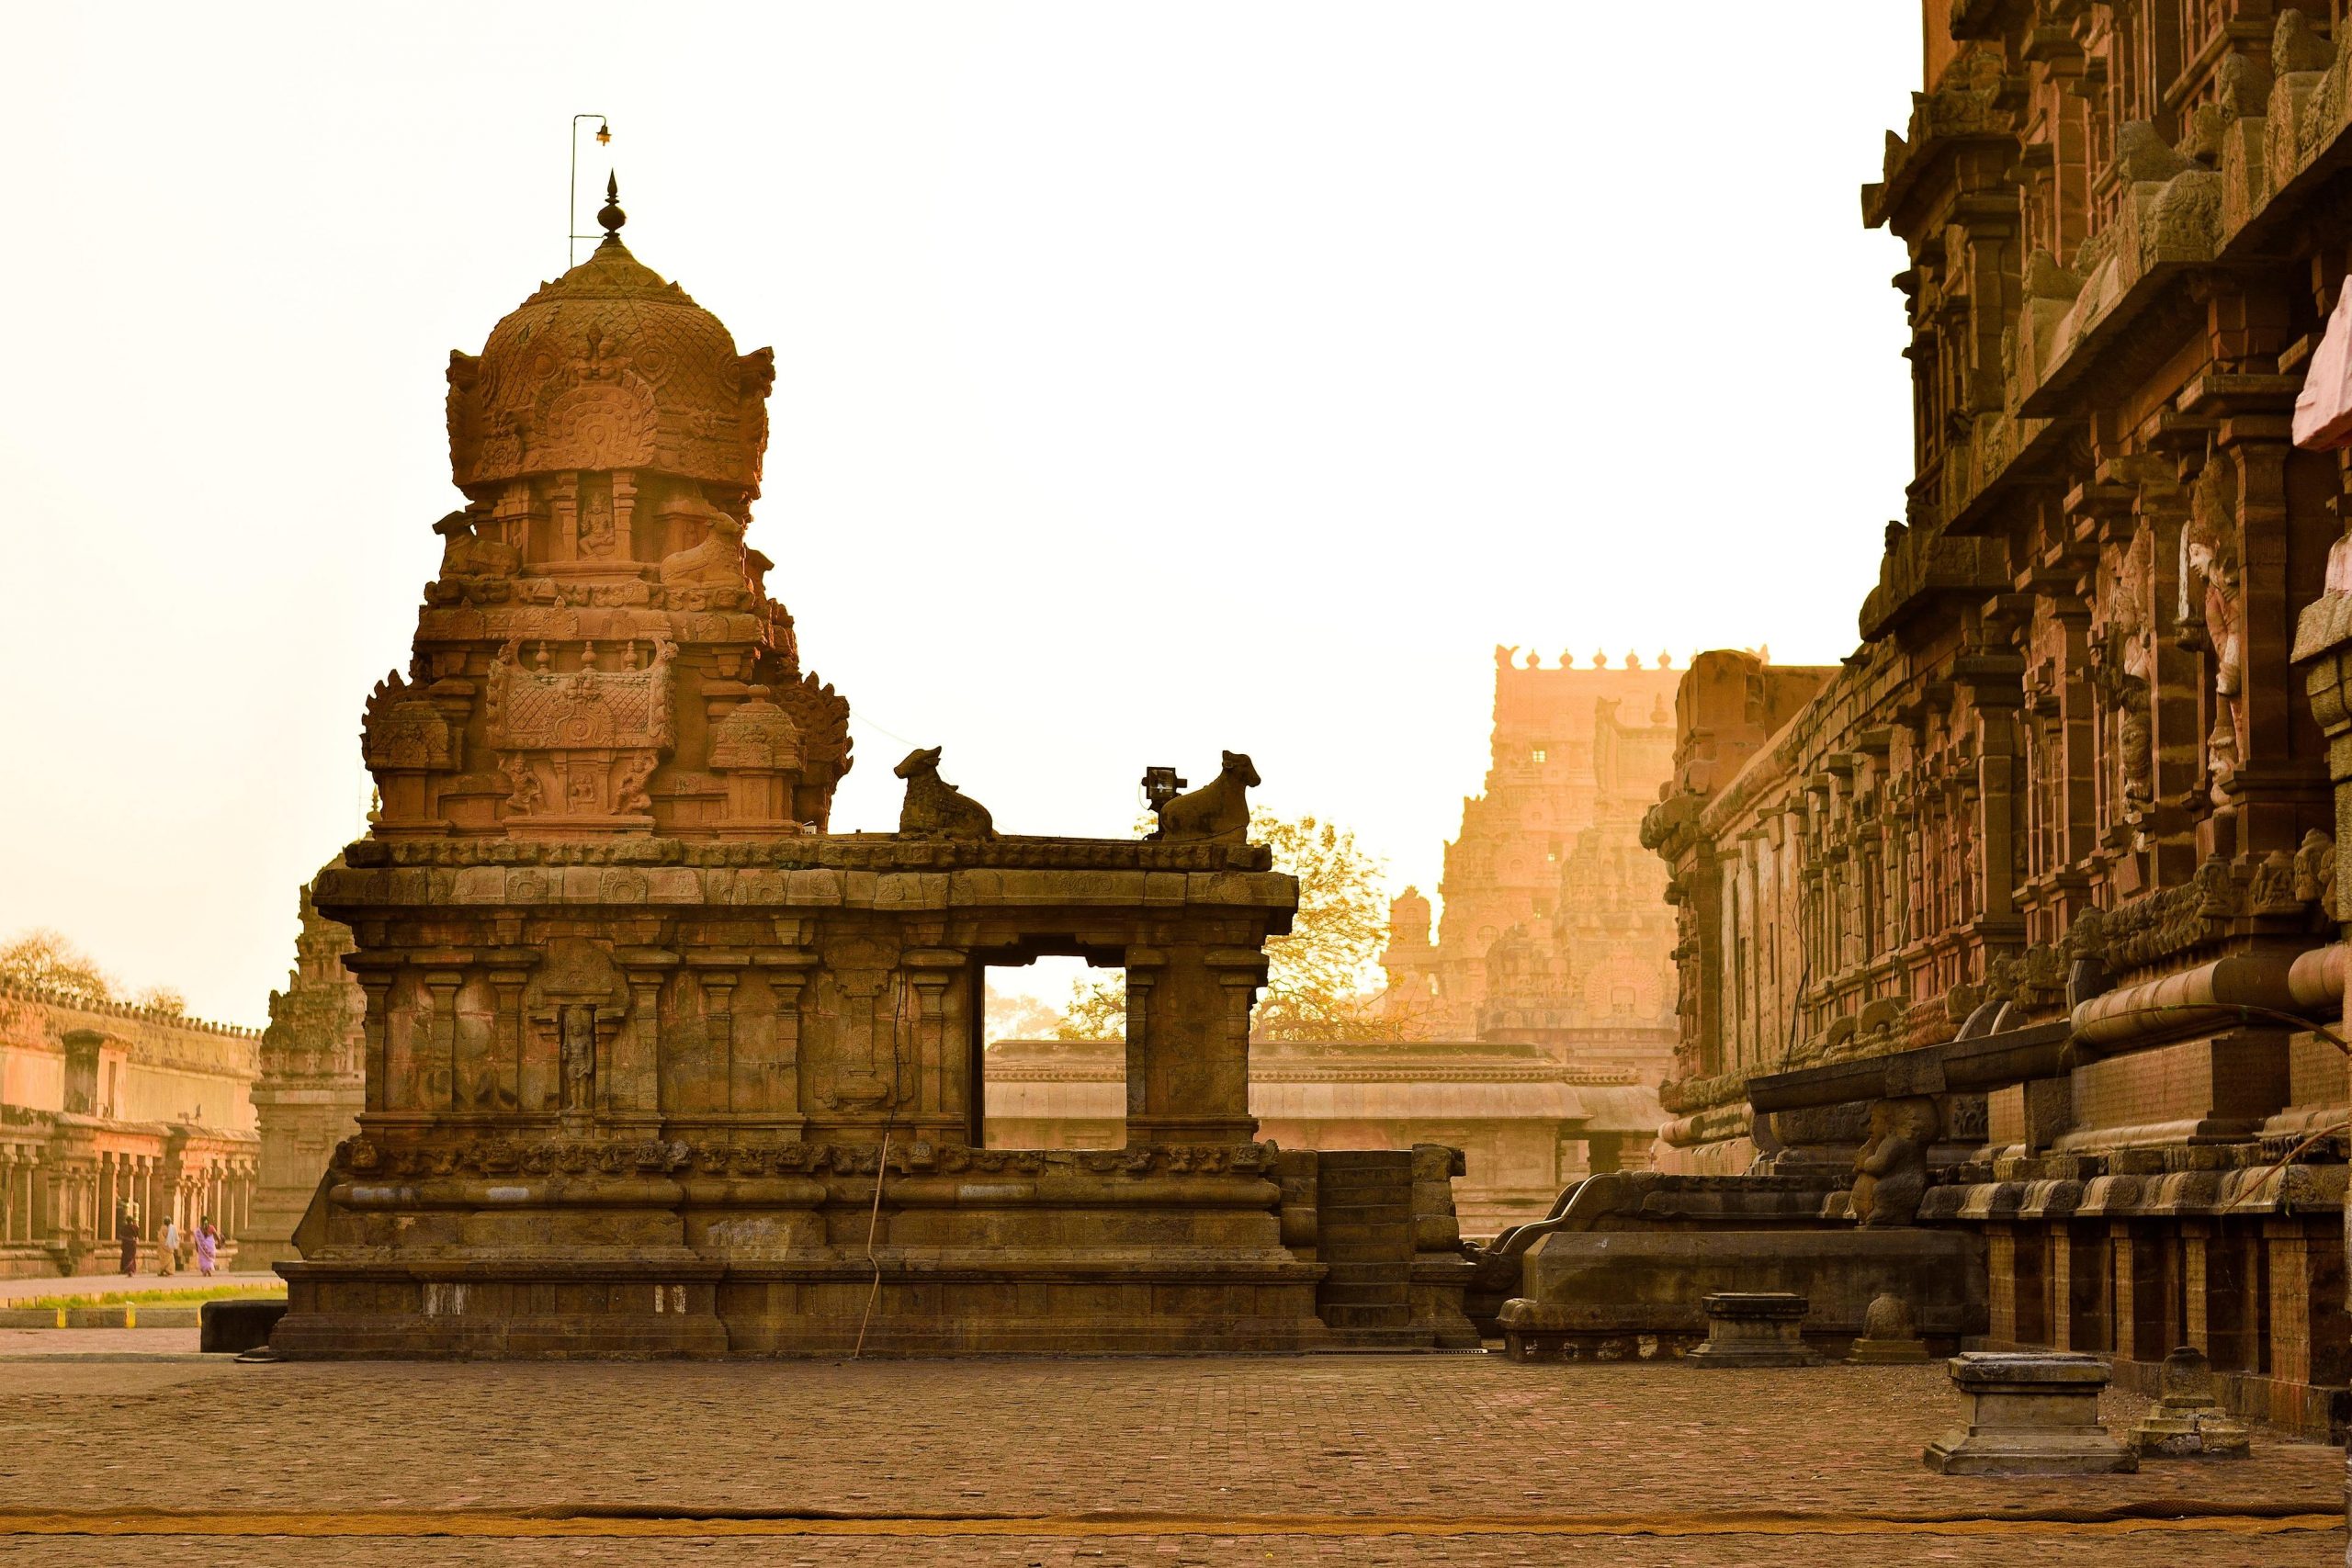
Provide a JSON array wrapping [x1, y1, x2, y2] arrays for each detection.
[[894, 746, 996, 840], [1148, 750, 1259, 844]]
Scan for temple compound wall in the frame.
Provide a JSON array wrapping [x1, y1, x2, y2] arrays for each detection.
[[268, 192, 1475, 1357], [984, 1034, 1658, 1237], [1590, 5, 2352, 1438], [244, 876, 366, 1268], [0, 984, 260, 1277]]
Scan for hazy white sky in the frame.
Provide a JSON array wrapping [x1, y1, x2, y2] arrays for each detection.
[[0, 4, 1920, 1024]]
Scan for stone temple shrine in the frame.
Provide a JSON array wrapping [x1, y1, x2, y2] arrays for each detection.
[[271, 187, 1473, 1357]]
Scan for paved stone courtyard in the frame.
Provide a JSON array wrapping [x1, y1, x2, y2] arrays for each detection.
[[0, 1352, 2338, 1565]]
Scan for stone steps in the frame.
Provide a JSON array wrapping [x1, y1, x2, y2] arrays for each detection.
[[1313, 1152, 1418, 1341]]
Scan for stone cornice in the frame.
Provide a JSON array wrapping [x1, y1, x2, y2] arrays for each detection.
[[345, 833, 1273, 874]]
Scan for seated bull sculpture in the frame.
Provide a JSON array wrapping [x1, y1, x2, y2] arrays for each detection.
[[895, 746, 995, 840], [1150, 750, 1259, 844]]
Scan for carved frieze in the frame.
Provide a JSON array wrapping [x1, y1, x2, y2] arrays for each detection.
[[361, 672, 458, 773], [710, 689, 802, 773], [486, 637, 676, 828]]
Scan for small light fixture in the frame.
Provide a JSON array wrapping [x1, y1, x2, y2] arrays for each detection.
[[595, 120, 612, 146]]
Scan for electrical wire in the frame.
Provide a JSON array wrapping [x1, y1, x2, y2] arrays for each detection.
[[850, 973, 910, 1359]]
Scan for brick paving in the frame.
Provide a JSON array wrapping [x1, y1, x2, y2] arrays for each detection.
[[0, 1355, 2336, 1566]]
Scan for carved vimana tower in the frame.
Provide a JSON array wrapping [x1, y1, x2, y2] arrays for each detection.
[[274, 185, 1474, 1357]]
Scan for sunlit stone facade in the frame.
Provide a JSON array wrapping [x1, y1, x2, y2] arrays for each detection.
[[0, 984, 260, 1278], [1605, 4, 2352, 1436]]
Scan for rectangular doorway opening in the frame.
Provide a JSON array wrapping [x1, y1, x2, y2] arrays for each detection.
[[974, 951, 1124, 1150]]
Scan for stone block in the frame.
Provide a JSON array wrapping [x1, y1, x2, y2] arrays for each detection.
[[645, 868, 701, 903], [1847, 1291, 1930, 1364], [2129, 1347, 2251, 1459], [1686, 1292, 1819, 1367], [1922, 1352, 2137, 1475], [1501, 1224, 1983, 1361], [202, 1298, 289, 1354]]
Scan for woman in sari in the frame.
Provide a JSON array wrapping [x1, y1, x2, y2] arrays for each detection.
[[195, 1217, 219, 1277]]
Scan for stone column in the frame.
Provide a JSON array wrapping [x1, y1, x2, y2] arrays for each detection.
[[2109, 1223, 2139, 1361], [2180, 1222, 2211, 1354], [488, 966, 528, 1113], [422, 970, 464, 1111], [1120, 944, 1261, 1146], [609, 953, 673, 1132], [750, 954, 811, 1128], [902, 950, 963, 1123], [353, 968, 396, 1113], [699, 966, 738, 1114]]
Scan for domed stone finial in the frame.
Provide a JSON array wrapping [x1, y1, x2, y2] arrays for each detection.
[[597, 172, 627, 240]]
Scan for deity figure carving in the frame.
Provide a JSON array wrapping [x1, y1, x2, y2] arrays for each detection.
[[2181, 455, 2245, 790], [577, 485, 620, 558], [2090, 532, 2154, 824], [2294, 829, 2338, 920], [560, 1005, 595, 1111], [1849, 1095, 1939, 1226], [2251, 850, 2299, 914], [502, 752, 545, 816]]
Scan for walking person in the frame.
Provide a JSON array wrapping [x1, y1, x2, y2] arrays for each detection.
[[118, 1203, 141, 1277], [159, 1216, 180, 1278], [195, 1216, 218, 1278]]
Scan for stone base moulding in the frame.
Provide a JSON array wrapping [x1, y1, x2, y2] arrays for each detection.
[[1493, 1220, 1984, 1363], [1921, 1352, 2138, 1475], [266, 1141, 1477, 1357]]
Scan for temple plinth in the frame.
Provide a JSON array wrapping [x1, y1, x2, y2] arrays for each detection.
[[269, 193, 1468, 1357]]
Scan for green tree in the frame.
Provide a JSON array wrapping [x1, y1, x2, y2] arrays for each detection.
[[1057, 809, 1400, 1042]]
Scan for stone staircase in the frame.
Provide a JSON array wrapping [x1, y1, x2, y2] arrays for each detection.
[[1314, 1151, 1419, 1344]]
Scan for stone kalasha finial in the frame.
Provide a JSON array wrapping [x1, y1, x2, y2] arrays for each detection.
[[597, 172, 626, 239]]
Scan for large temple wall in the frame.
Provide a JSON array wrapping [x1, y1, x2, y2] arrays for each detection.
[[1616, 4, 2352, 1436]]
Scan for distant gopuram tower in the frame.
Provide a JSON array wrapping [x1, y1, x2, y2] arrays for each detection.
[[271, 190, 1467, 1356]]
